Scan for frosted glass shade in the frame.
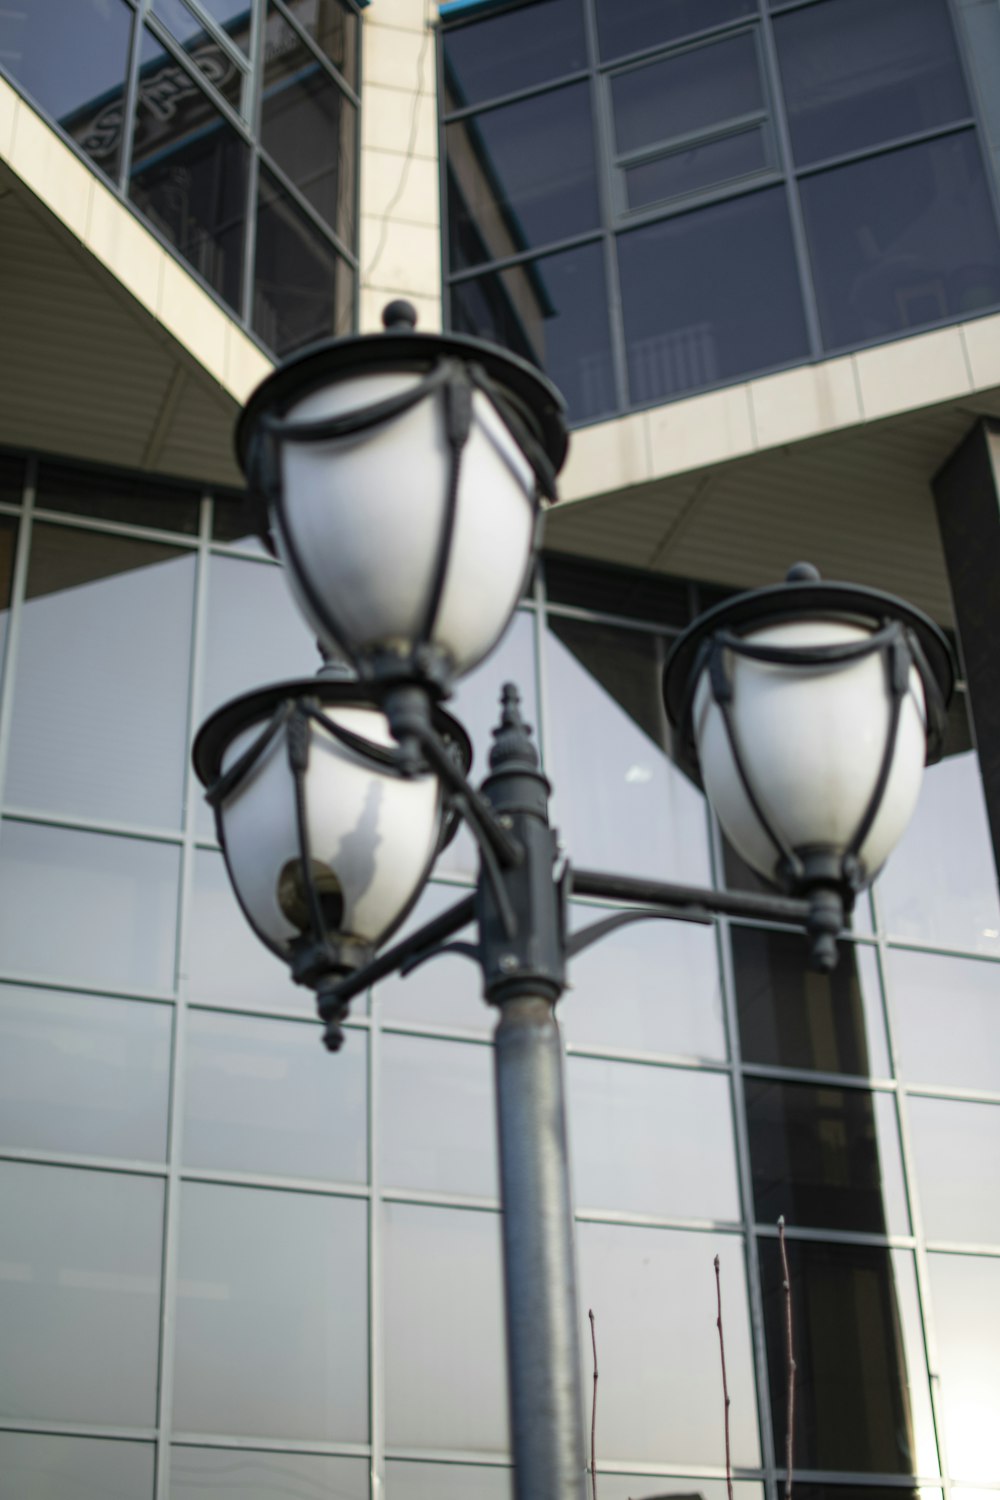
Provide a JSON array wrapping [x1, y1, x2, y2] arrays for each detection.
[[274, 371, 536, 678], [691, 620, 928, 885]]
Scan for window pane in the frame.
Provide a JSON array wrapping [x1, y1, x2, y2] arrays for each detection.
[[618, 188, 810, 404], [570, 1058, 739, 1219], [381, 1033, 496, 1197], [596, 0, 756, 62], [561, 903, 726, 1060], [801, 133, 1000, 351], [131, 27, 249, 312], [187, 848, 310, 1012], [0, 1161, 163, 1425], [578, 1225, 759, 1466], [386, 1464, 513, 1500], [384, 1203, 507, 1453], [909, 1096, 1000, 1245], [451, 241, 614, 424], [612, 33, 762, 157], [0, 0, 133, 181], [173, 1182, 368, 1440], [732, 928, 890, 1077], [442, 0, 586, 112], [760, 1240, 938, 1475], [928, 1251, 1000, 1481], [149, 0, 244, 110], [0, 453, 25, 506], [263, 4, 356, 245], [374, 880, 482, 1031], [0, 1433, 154, 1500], [875, 745, 1000, 957], [775, 0, 969, 166], [280, 0, 358, 93], [35, 460, 201, 533], [183, 1009, 366, 1181], [254, 167, 354, 355], [0, 985, 171, 1160], [544, 617, 711, 885], [171, 1447, 369, 1499], [886, 949, 1000, 1091], [0, 821, 180, 994], [5, 527, 195, 828], [447, 84, 598, 271], [626, 128, 768, 211], [745, 1079, 908, 1234]]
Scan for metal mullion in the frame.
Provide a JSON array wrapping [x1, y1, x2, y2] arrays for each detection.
[[584, 0, 629, 415], [0, 1417, 159, 1440], [206, 540, 281, 563], [187, 998, 368, 1030], [369, 967, 383, 1500], [0, 1148, 168, 1178], [380, 1018, 492, 1046], [271, 0, 362, 108], [137, 15, 256, 145], [566, 1042, 731, 1074], [0, 501, 21, 518], [905, 1081, 1000, 1106], [447, 229, 605, 284], [615, 168, 786, 235], [168, 0, 252, 80], [441, 71, 591, 125], [1, 807, 186, 847], [0, 973, 176, 1006], [180, 1167, 370, 1198], [31, 508, 201, 550], [793, 118, 978, 183], [883, 934, 1000, 965], [256, 147, 359, 266], [240, 0, 265, 325], [120, 0, 145, 189], [754, 1222, 916, 1250], [0, 457, 34, 839], [923, 1238, 1000, 1258], [616, 110, 769, 171], [595, 13, 774, 76], [384, 1444, 514, 1467], [541, 596, 685, 638], [381, 1187, 500, 1213], [774, 1468, 947, 1488], [437, 19, 453, 336], [741, 1062, 898, 1091], [947, 0, 1000, 252], [575, 1206, 744, 1233], [171, 1431, 371, 1456]]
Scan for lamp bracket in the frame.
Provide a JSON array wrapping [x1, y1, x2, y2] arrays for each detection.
[[566, 904, 712, 960], [399, 939, 481, 978]]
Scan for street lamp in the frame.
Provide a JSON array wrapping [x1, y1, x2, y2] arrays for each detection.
[[193, 304, 955, 1500]]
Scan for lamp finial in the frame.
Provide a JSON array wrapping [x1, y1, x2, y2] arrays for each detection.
[[382, 299, 418, 331]]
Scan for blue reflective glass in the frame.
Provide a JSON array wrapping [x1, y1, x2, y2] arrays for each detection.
[[596, 0, 756, 62], [618, 188, 809, 404], [442, 0, 586, 112], [801, 134, 1000, 350], [626, 128, 768, 211], [612, 32, 762, 157]]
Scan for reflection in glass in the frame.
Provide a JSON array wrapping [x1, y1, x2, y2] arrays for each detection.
[[745, 1079, 908, 1234], [171, 1447, 369, 1499], [254, 166, 354, 354], [187, 848, 310, 1011], [0, 0, 133, 180], [173, 1182, 368, 1440], [618, 189, 810, 405], [612, 33, 762, 157], [0, 821, 180, 994], [928, 1252, 1000, 1480], [384, 1203, 507, 1453], [544, 616, 711, 885], [381, 1033, 496, 1197], [909, 1096, 1000, 1245], [0, 1432, 155, 1500], [447, 84, 598, 272], [569, 1058, 739, 1220], [775, 0, 969, 167], [5, 527, 195, 828], [183, 1009, 366, 1181], [155, 0, 252, 58], [0, 1161, 163, 1425], [450, 242, 615, 424], [561, 904, 726, 1059], [35, 460, 201, 533], [0, 985, 170, 1161], [801, 133, 1000, 351], [131, 27, 249, 312], [732, 927, 890, 1077], [577, 1224, 759, 1466], [149, 0, 245, 109], [441, 0, 586, 112], [760, 1240, 937, 1475], [280, 0, 359, 93], [263, 5, 356, 244], [596, 0, 756, 61], [887, 948, 1000, 1092]]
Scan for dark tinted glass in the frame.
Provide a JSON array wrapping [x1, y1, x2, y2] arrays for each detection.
[[732, 927, 890, 1077], [254, 168, 354, 354], [149, 0, 244, 110], [281, 0, 359, 92], [543, 553, 692, 627], [263, 5, 356, 244], [131, 29, 249, 311], [612, 32, 762, 156], [626, 128, 768, 210], [442, 0, 586, 112], [0, 0, 133, 180], [0, 454, 24, 506], [596, 0, 756, 62], [801, 133, 1000, 350], [775, 0, 970, 167], [618, 189, 809, 404], [446, 84, 598, 271], [35, 461, 200, 534], [745, 1078, 907, 1234], [760, 1240, 937, 1474], [0, 517, 16, 672], [451, 242, 614, 423]]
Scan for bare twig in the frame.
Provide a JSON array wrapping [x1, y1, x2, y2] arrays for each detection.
[[714, 1255, 734, 1500], [588, 1308, 598, 1500], [777, 1216, 796, 1500]]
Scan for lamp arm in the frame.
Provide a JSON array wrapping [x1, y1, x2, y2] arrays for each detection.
[[568, 867, 813, 927], [321, 890, 478, 1006]]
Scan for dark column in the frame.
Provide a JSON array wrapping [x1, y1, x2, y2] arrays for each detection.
[[933, 418, 1000, 878]]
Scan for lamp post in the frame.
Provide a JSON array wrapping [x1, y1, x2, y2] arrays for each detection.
[[193, 303, 955, 1500]]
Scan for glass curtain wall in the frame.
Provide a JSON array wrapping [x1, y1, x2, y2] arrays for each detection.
[[0, 452, 998, 1497], [440, 0, 1000, 423], [0, 0, 360, 355]]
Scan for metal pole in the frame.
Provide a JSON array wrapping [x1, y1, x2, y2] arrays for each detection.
[[494, 993, 588, 1500]]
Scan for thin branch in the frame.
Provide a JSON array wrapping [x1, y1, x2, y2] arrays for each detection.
[[714, 1255, 734, 1500], [588, 1308, 598, 1500], [777, 1216, 797, 1500]]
